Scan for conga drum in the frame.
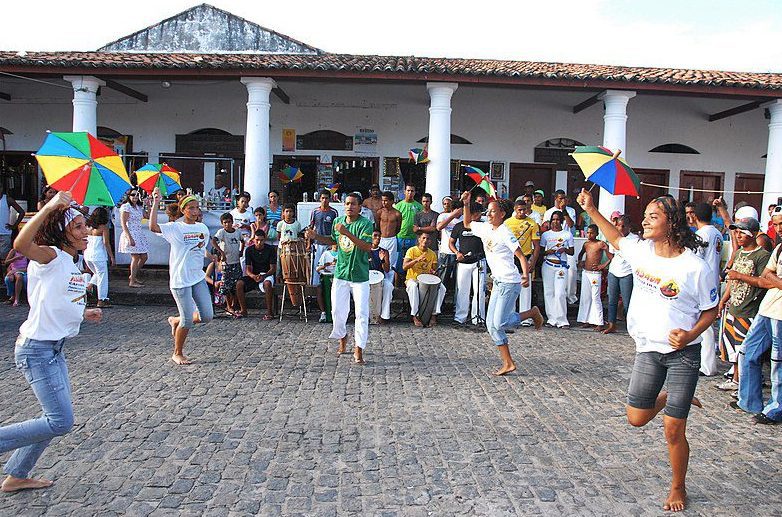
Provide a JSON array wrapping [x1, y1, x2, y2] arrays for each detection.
[[368, 270, 384, 324], [280, 240, 310, 305], [416, 273, 442, 327]]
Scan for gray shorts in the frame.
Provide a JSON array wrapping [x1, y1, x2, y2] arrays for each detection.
[[627, 344, 701, 420]]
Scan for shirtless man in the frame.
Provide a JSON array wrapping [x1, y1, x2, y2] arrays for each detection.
[[377, 191, 402, 281], [363, 184, 383, 220], [577, 224, 611, 329]]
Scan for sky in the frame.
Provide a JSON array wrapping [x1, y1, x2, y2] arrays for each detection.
[[1, 0, 780, 73]]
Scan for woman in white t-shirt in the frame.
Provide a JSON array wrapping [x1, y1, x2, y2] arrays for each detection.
[[0, 191, 102, 493], [577, 189, 718, 513], [149, 188, 216, 365], [460, 192, 543, 376]]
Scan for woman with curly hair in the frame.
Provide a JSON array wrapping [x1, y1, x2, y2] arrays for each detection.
[[577, 189, 717, 513], [118, 188, 148, 288], [0, 191, 102, 493], [84, 207, 115, 308]]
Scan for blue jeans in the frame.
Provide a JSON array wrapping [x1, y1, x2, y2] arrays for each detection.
[[395, 238, 417, 272], [486, 279, 521, 346], [607, 272, 633, 323], [739, 315, 782, 420], [5, 272, 27, 297], [171, 280, 214, 329], [1, 338, 74, 478]]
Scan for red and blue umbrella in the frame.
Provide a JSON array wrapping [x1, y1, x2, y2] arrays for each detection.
[[570, 146, 640, 197], [135, 163, 182, 196], [464, 165, 497, 199]]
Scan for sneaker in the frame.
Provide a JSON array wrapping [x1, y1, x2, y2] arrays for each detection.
[[753, 413, 780, 425], [520, 319, 533, 327], [730, 390, 739, 400], [319, 312, 327, 323], [716, 379, 739, 391], [723, 367, 735, 379]]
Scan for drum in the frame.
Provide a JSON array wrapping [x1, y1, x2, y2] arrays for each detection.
[[368, 270, 384, 324], [280, 240, 310, 305], [416, 273, 441, 327]]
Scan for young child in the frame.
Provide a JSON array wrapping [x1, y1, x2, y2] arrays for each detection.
[[84, 207, 115, 308], [276, 204, 302, 245], [3, 247, 28, 306], [370, 229, 394, 324], [316, 243, 337, 322], [577, 224, 611, 329], [211, 212, 244, 316]]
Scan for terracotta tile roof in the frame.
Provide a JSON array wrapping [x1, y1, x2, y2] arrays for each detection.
[[1, 51, 781, 95]]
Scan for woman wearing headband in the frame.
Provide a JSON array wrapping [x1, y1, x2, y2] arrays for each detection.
[[0, 191, 102, 493], [149, 188, 215, 365], [577, 188, 717, 512]]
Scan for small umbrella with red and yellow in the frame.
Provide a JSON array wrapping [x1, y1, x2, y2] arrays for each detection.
[[135, 163, 183, 196]]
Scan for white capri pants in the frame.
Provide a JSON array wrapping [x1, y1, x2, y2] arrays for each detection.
[[330, 277, 370, 349], [84, 259, 109, 300]]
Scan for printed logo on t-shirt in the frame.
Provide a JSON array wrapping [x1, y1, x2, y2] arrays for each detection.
[[715, 239, 723, 254], [184, 232, 205, 251], [710, 287, 718, 302], [67, 273, 87, 304], [659, 279, 681, 299], [339, 234, 355, 253]]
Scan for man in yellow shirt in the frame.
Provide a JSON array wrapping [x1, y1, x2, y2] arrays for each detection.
[[505, 198, 541, 321], [403, 232, 446, 327]]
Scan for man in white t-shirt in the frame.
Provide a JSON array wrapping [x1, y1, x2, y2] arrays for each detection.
[[690, 202, 724, 376], [435, 196, 462, 290]]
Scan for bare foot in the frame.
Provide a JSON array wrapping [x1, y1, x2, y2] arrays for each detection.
[[531, 307, 544, 330], [428, 315, 437, 327], [129, 282, 143, 288], [1, 475, 53, 492], [168, 316, 179, 337], [412, 316, 423, 327], [493, 362, 517, 376], [691, 397, 703, 408], [336, 338, 347, 356], [594, 325, 605, 332], [171, 354, 191, 365], [353, 348, 365, 364], [602, 322, 616, 334], [663, 486, 687, 512]]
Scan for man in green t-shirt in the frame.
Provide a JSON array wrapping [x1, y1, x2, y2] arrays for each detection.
[[306, 193, 374, 364], [393, 185, 424, 276]]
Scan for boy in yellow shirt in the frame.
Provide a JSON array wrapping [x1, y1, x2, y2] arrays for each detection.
[[403, 232, 446, 327], [504, 198, 541, 319]]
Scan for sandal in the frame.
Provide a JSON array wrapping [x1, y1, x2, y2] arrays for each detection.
[[262, 314, 274, 321]]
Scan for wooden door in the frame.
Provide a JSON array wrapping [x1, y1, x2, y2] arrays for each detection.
[[508, 163, 555, 199], [733, 173, 764, 213], [679, 171, 723, 204], [624, 169, 669, 231]]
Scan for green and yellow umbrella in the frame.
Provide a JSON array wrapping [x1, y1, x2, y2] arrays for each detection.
[[34, 131, 131, 206]]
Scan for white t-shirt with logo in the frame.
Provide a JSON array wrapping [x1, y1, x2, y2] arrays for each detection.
[[540, 229, 574, 265], [469, 221, 521, 283], [543, 206, 577, 230], [159, 221, 210, 289], [229, 207, 254, 239], [19, 247, 87, 340], [436, 212, 462, 255], [695, 224, 723, 289], [619, 237, 718, 354], [608, 233, 639, 277]]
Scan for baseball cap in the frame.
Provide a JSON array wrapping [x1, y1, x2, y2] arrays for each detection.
[[534, 189, 545, 196], [734, 205, 759, 221], [610, 210, 623, 220], [524, 180, 535, 187], [515, 195, 526, 202], [729, 217, 760, 236]]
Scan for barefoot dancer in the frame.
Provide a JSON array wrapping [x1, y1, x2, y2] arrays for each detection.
[[0, 191, 102, 493], [305, 193, 374, 364], [460, 191, 543, 376], [577, 189, 718, 513], [149, 188, 215, 365]]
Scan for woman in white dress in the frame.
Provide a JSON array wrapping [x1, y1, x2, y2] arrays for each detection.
[[118, 188, 148, 288]]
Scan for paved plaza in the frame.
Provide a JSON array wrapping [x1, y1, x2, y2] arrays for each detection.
[[0, 304, 780, 516]]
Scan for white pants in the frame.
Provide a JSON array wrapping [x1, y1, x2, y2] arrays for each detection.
[[518, 274, 532, 313], [454, 261, 486, 324], [566, 253, 578, 304], [370, 278, 394, 321], [330, 278, 370, 349], [543, 262, 569, 327], [311, 243, 329, 286], [379, 237, 398, 281], [700, 325, 719, 376], [406, 279, 446, 316], [577, 270, 604, 325], [85, 259, 109, 300]]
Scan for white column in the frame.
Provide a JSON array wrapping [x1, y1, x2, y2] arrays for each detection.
[[761, 100, 782, 227], [63, 76, 104, 134], [598, 90, 636, 219], [241, 77, 275, 205], [425, 82, 458, 211]]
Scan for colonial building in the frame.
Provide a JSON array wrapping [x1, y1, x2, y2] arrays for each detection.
[[2, 3, 782, 224]]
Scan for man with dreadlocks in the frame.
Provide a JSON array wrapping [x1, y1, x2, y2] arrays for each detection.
[[578, 189, 718, 513]]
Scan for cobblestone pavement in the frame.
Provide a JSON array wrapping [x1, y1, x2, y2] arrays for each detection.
[[0, 305, 780, 516]]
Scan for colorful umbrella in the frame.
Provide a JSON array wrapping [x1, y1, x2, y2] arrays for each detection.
[[464, 165, 497, 199], [135, 163, 182, 196], [408, 147, 429, 164], [34, 131, 131, 206], [278, 165, 304, 184], [570, 146, 640, 197], [326, 183, 340, 195]]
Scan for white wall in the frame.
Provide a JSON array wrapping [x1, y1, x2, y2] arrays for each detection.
[[0, 76, 771, 209]]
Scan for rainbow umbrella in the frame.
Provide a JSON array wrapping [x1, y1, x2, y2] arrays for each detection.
[[326, 183, 340, 195], [464, 165, 497, 199], [34, 131, 131, 206], [278, 165, 304, 184], [135, 163, 182, 196], [570, 146, 640, 197], [408, 147, 429, 164]]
